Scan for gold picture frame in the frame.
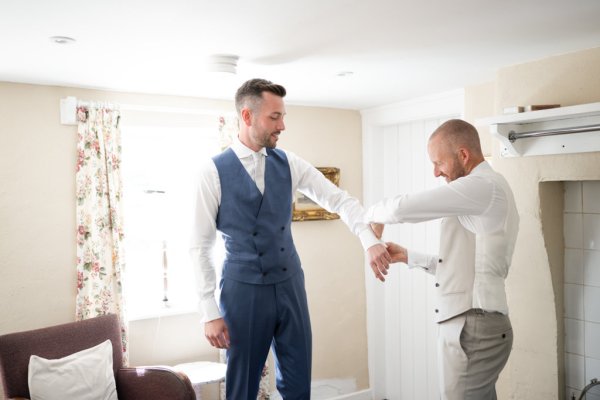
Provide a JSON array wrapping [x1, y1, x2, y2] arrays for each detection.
[[292, 167, 341, 221]]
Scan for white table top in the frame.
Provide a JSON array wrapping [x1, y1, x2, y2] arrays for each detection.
[[173, 361, 227, 385]]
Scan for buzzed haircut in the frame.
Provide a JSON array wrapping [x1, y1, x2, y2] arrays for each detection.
[[235, 78, 286, 116], [430, 119, 483, 156]]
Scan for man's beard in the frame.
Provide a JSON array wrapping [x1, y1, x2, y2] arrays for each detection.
[[447, 156, 467, 182], [450, 165, 467, 181], [259, 131, 279, 149]]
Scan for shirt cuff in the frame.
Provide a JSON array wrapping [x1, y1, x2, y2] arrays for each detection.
[[407, 249, 437, 270], [200, 298, 221, 322], [358, 228, 383, 251]]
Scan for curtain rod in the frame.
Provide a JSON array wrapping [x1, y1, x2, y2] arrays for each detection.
[[60, 96, 235, 125], [119, 103, 234, 116], [75, 99, 119, 111], [508, 124, 600, 143], [75, 98, 233, 116]]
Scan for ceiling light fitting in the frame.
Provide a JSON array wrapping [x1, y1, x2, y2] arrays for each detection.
[[49, 36, 76, 45], [207, 54, 239, 74]]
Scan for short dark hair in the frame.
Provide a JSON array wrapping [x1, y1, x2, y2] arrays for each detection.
[[235, 78, 286, 115]]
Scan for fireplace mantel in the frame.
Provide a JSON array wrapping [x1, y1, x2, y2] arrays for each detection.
[[478, 102, 600, 157]]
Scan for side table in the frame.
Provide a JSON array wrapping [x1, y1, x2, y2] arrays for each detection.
[[173, 361, 227, 400]]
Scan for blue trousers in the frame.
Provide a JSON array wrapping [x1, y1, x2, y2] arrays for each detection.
[[220, 271, 312, 400]]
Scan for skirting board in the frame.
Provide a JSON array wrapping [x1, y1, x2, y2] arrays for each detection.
[[271, 381, 372, 400], [328, 389, 372, 400]]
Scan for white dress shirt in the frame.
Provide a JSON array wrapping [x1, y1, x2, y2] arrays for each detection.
[[365, 162, 511, 234], [191, 137, 379, 322], [365, 161, 519, 314]]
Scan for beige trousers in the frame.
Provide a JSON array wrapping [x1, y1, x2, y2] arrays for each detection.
[[437, 309, 513, 400]]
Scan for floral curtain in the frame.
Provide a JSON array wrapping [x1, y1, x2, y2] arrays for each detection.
[[218, 115, 272, 399], [75, 105, 128, 365]]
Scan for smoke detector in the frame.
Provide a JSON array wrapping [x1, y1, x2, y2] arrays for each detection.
[[207, 54, 239, 74], [49, 36, 76, 45]]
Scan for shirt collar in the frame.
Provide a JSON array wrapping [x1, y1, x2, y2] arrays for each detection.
[[231, 135, 268, 158], [470, 160, 490, 175]]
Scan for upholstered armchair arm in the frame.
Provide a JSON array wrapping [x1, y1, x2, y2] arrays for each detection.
[[116, 366, 196, 400]]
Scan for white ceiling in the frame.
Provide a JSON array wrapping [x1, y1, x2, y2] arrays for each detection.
[[2, 0, 600, 110]]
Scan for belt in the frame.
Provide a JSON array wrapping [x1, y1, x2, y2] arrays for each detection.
[[469, 308, 502, 315]]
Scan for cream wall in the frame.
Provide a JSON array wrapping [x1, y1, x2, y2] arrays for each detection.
[[0, 82, 368, 397], [281, 107, 369, 388], [464, 47, 600, 399], [463, 80, 495, 157]]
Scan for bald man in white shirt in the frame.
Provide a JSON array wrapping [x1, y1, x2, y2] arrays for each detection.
[[366, 119, 520, 400]]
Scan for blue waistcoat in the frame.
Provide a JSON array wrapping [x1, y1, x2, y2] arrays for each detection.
[[213, 147, 302, 284]]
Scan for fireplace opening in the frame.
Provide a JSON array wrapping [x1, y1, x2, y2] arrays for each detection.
[[541, 180, 600, 399]]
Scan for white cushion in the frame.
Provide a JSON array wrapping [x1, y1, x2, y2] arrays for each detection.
[[28, 339, 118, 400]]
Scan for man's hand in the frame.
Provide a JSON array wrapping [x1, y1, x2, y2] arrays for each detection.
[[386, 242, 408, 264], [204, 318, 230, 349], [370, 223, 384, 239], [367, 243, 392, 282]]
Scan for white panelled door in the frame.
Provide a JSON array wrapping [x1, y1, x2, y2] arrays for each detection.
[[361, 91, 462, 400]]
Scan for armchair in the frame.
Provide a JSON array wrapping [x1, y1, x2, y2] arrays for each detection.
[[0, 314, 195, 400]]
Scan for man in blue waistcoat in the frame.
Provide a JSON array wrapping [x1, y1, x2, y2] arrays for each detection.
[[190, 78, 390, 399]]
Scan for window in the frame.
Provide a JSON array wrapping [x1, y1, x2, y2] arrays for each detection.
[[121, 117, 224, 320]]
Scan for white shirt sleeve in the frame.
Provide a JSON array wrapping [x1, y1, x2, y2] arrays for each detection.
[[286, 150, 381, 250], [190, 146, 382, 323], [189, 160, 222, 322], [364, 173, 494, 225], [407, 249, 438, 275]]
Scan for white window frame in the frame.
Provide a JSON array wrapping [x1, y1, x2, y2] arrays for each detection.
[[120, 110, 228, 321]]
